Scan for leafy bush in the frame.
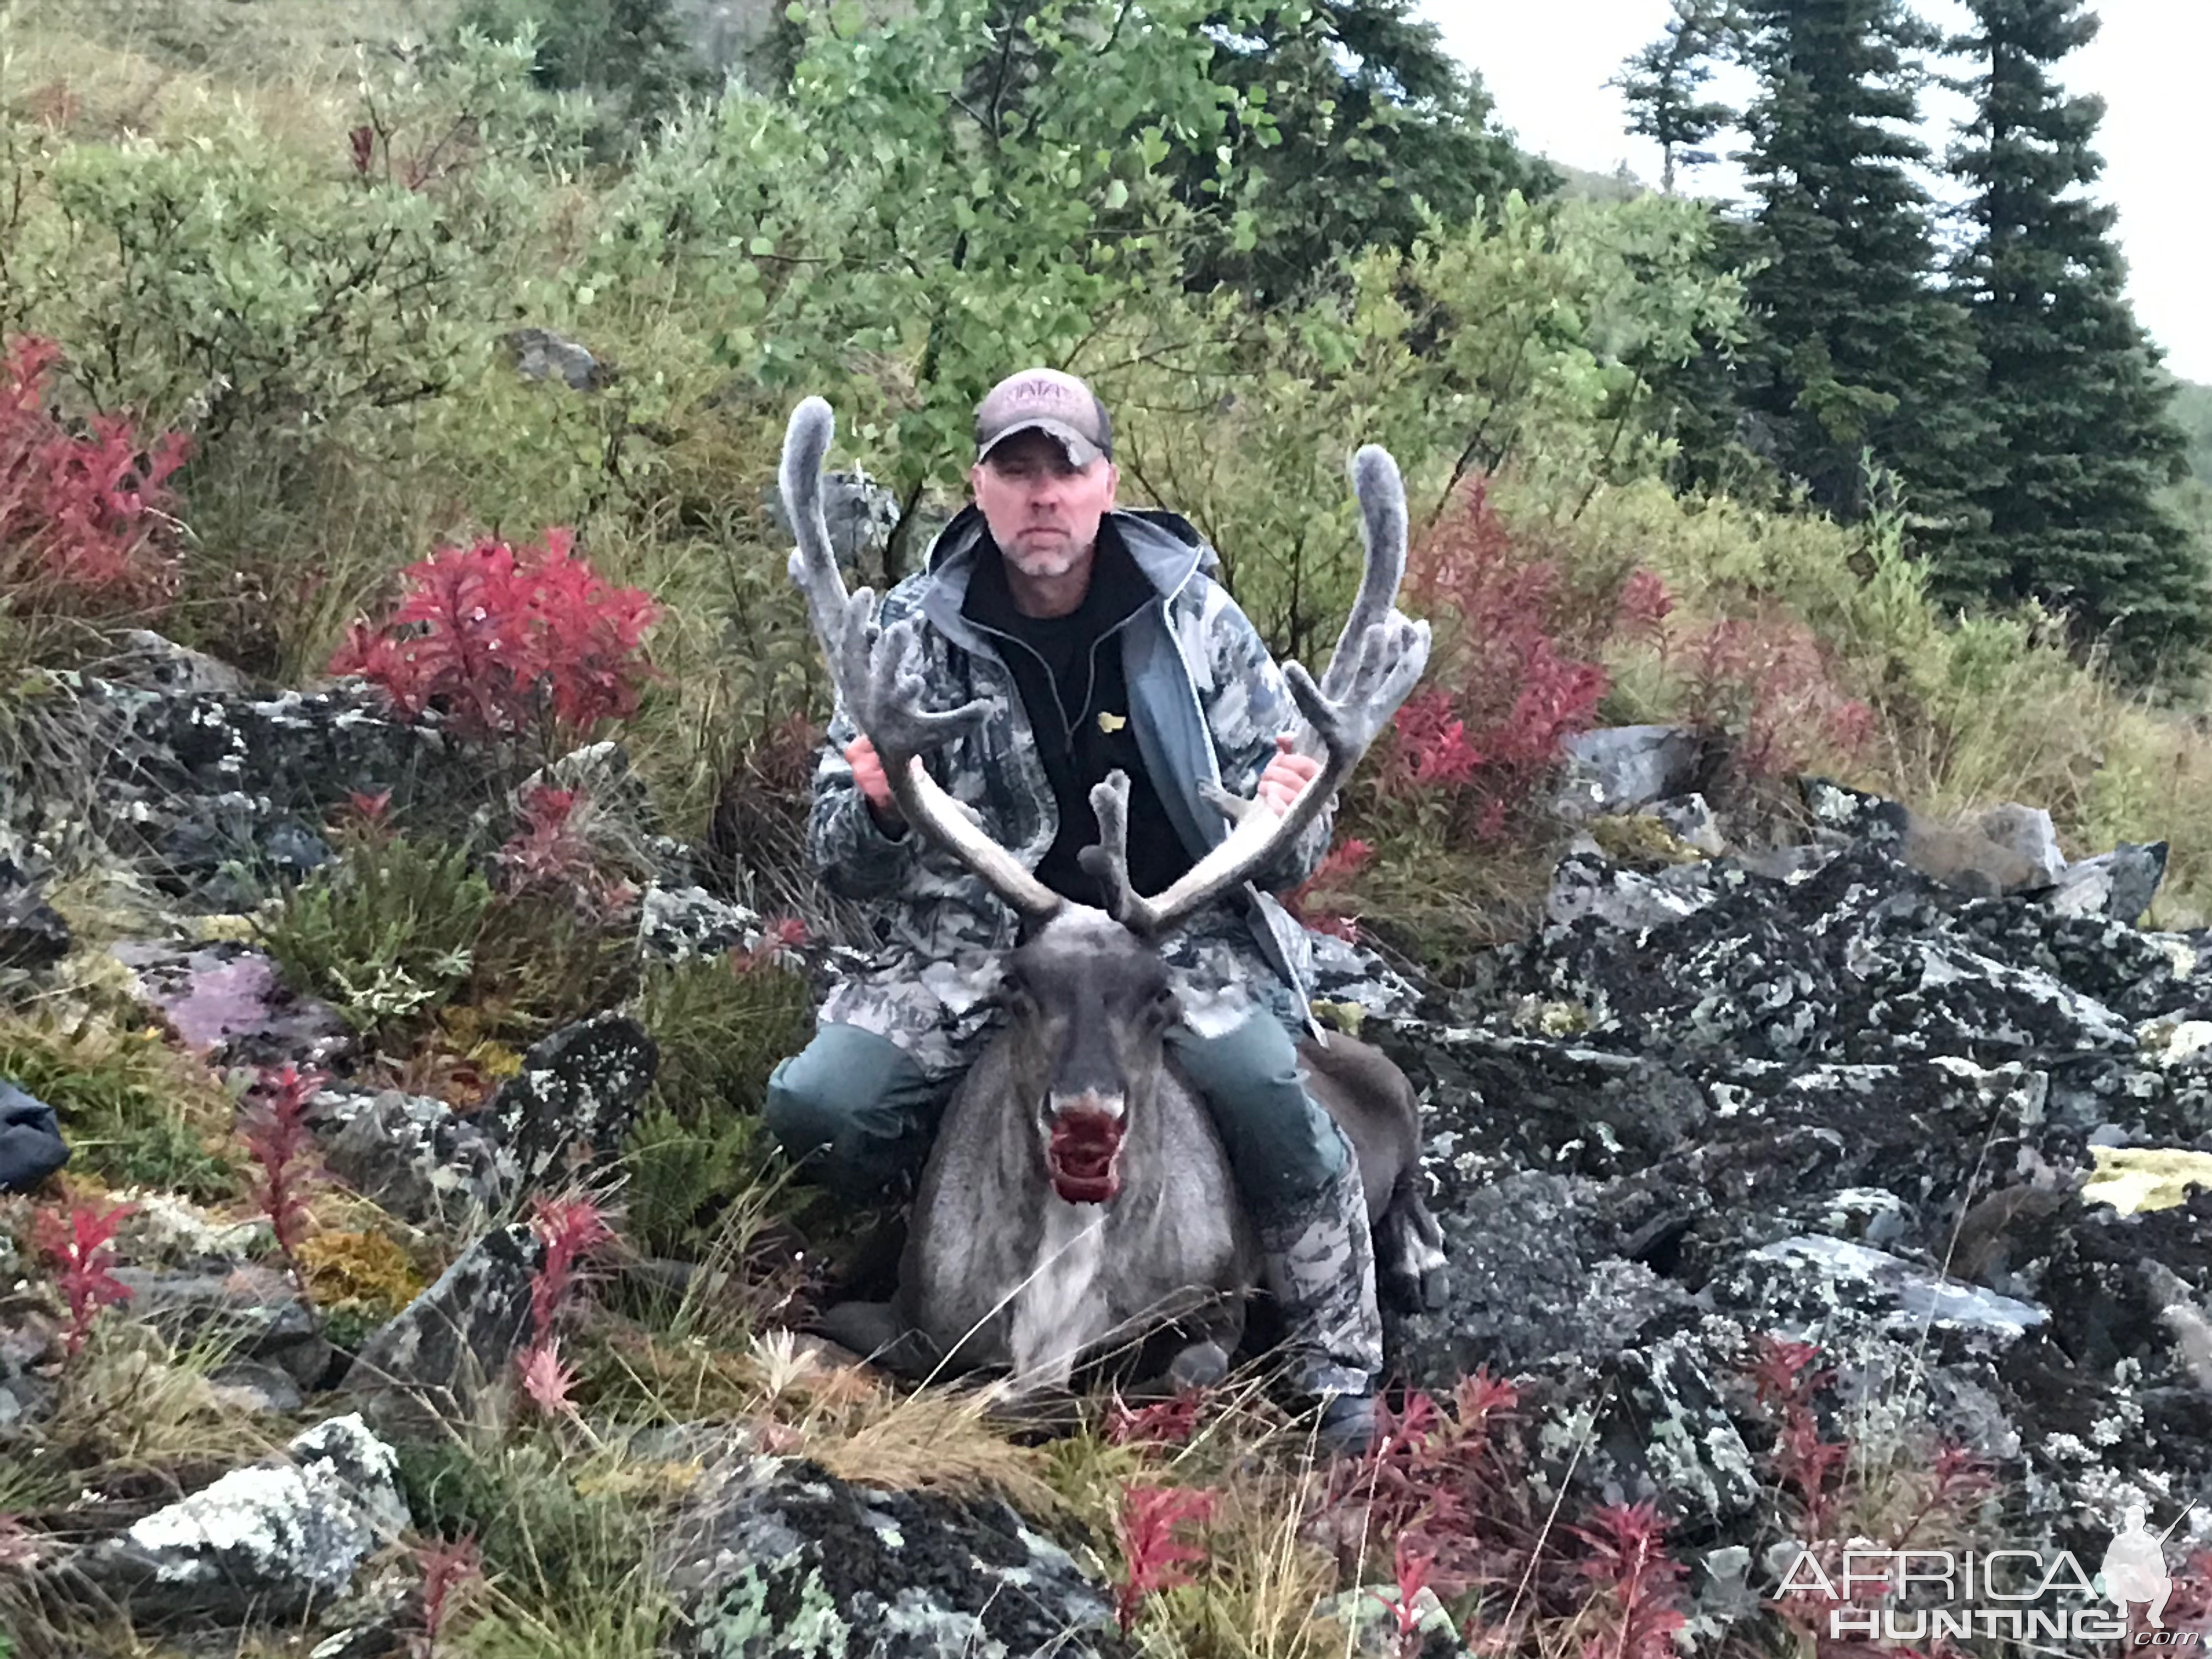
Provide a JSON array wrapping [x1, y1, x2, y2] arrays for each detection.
[[620, 950, 812, 1257], [0, 334, 189, 614], [257, 825, 497, 1043], [453, 0, 716, 146], [1355, 480, 1615, 843], [330, 527, 663, 753]]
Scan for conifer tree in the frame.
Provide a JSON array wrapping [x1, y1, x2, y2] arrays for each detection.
[[1178, 0, 1551, 302], [1613, 0, 1738, 195], [1733, 0, 1997, 557], [1951, 0, 2205, 676]]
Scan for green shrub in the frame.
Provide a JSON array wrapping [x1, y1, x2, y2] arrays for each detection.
[[619, 953, 812, 1256], [454, 0, 716, 147], [257, 830, 498, 1043]]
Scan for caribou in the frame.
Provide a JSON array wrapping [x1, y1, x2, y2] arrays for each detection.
[[779, 394, 1447, 1399]]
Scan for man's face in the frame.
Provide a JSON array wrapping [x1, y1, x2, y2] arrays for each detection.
[[970, 431, 1119, 580]]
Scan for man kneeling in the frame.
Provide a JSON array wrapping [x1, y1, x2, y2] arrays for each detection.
[[764, 366, 1383, 1450]]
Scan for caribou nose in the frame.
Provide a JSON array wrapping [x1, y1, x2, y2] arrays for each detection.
[[1044, 1090, 1127, 1205]]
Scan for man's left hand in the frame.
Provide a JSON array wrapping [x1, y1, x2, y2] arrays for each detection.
[[1256, 732, 1322, 815]]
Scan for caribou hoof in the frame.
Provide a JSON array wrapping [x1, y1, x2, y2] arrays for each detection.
[[809, 1301, 940, 1379], [1166, 1339, 1232, 1393]]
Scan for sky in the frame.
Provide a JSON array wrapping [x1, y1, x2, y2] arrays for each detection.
[[1414, 1, 2212, 383]]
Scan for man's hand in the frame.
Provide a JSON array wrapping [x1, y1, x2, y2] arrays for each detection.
[[847, 736, 907, 833], [1256, 732, 1322, 815]]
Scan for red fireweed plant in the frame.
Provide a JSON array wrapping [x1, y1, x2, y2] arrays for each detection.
[[30, 1198, 138, 1356], [241, 1063, 328, 1291], [515, 1192, 616, 1421], [1114, 1482, 1217, 1634]]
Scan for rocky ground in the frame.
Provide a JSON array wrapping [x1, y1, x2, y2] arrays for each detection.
[[3, 637, 2211, 1655]]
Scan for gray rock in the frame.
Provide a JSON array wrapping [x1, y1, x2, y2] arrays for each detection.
[[341, 1222, 541, 1439], [1383, 1171, 1696, 1381], [662, 1454, 1129, 1659], [1553, 725, 1703, 820], [507, 326, 612, 391], [208, 1359, 307, 1415], [1306, 931, 1422, 1022], [0, 873, 70, 969], [102, 629, 258, 697], [637, 883, 769, 963], [1975, 803, 2069, 885], [35, 662, 495, 900], [68, 1414, 408, 1627], [492, 1011, 658, 1190], [2046, 842, 2168, 923], [314, 1085, 517, 1230], [109, 1266, 333, 1390], [1721, 1234, 2049, 1344], [110, 939, 354, 1073], [1645, 792, 1726, 855], [1544, 850, 1724, 932], [760, 467, 900, 574]]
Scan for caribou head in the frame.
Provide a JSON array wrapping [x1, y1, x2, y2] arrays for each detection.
[[781, 395, 1430, 1212]]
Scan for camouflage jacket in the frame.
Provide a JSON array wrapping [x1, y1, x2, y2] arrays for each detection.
[[806, 504, 1334, 1043]]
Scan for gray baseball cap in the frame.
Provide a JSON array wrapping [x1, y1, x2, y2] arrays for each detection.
[[974, 367, 1114, 468]]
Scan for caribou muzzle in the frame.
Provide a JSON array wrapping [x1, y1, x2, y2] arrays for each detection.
[[1045, 1091, 1126, 1204]]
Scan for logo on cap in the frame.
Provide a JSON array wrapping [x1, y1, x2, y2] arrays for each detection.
[[975, 367, 1113, 466]]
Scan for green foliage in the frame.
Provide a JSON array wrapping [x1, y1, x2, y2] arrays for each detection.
[[257, 830, 498, 1042], [1114, 190, 1746, 662], [1172, 0, 1554, 302], [634, 953, 812, 1116], [583, 0, 1294, 578], [1732, 0, 1999, 548], [0, 1016, 241, 1201], [398, 1438, 674, 1649], [621, 953, 812, 1256], [454, 0, 716, 146], [1612, 0, 1739, 195], [4, 32, 575, 436], [1948, 0, 2208, 681]]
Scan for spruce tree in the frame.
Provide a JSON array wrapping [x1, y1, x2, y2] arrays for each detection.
[[1733, 0, 1997, 555], [1612, 0, 1738, 195], [1951, 0, 2205, 676], [1176, 0, 1552, 302]]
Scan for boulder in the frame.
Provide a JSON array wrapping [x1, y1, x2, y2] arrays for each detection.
[[662, 1454, 1131, 1659], [65, 1414, 408, 1627], [340, 1222, 542, 1438]]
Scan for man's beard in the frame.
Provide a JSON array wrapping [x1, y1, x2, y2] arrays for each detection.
[[1004, 533, 1085, 579]]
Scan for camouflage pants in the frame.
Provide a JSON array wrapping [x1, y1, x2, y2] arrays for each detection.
[[762, 957, 1384, 1397]]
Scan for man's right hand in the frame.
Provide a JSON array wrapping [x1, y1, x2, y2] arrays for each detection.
[[847, 736, 906, 833]]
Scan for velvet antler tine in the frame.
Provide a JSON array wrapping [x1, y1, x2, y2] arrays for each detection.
[[1116, 448, 1430, 940], [780, 398, 1063, 924], [1077, 772, 1139, 925], [1318, 445, 1409, 706]]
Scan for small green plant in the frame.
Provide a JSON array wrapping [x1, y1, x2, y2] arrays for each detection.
[[620, 949, 812, 1257], [396, 1437, 676, 1646], [257, 811, 496, 1043]]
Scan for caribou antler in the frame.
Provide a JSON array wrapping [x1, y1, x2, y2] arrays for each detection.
[[1080, 443, 1430, 939], [781, 397, 1064, 923]]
